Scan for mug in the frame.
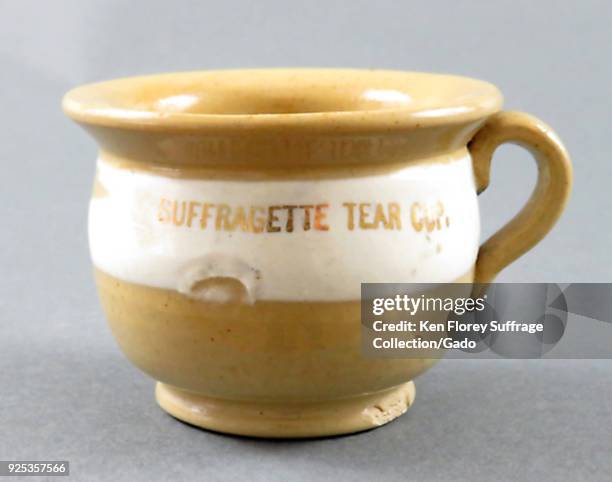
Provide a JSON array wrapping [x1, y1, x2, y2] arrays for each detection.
[[63, 69, 572, 437]]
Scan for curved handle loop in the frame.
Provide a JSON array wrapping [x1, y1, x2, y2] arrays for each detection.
[[468, 111, 572, 285]]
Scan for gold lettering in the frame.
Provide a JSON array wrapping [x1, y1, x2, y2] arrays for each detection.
[[373, 203, 389, 229], [186, 201, 200, 227], [215, 204, 231, 230], [314, 204, 330, 231], [172, 200, 187, 226], [200, 203, 213, 229], [425, 204, 436, 232], [300, 205, 313, 231], [359, 203, 375, 229], [158, 198, 171, 223], [283, 205, 297, 232], [388, 202, 401, 230], [411, 202, 424, 232], [435, 201, 444, 230], [249, 206, 266, 233], [267, 206, 281, 232], [230, 206, 249, 232], [411, 201, 448, 233], [343, 202, 356, 230], [156, 198, 418, 234]]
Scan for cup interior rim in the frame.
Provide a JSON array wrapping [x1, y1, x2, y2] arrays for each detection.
[[63, 68, 503, 130]]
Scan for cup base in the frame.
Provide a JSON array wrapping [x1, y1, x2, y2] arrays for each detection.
[[155, 381, 415, 438]]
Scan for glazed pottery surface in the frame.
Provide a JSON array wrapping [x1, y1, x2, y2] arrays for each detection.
[[64, 69, 572, 437]]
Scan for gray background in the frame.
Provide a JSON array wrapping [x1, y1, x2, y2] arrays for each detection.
[[1, 0, 611, 480]]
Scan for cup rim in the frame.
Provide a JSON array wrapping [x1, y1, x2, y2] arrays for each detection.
[[63, 68, 503, 132]]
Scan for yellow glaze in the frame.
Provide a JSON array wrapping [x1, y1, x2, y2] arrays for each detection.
[[469, 111, 572, 286]]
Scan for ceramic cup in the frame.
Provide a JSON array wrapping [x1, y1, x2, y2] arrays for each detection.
[[63, 69, 572, 437]]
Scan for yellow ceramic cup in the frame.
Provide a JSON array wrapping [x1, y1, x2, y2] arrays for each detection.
[[63, 69, 572, 438]]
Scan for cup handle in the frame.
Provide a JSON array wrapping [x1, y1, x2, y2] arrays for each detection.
[[468, 111, 573, 285]]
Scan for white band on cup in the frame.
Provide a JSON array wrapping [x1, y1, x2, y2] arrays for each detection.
[[89, 155, 480, 301]]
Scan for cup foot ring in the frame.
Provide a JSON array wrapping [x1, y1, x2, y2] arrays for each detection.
[[155, 381, 416, 438]]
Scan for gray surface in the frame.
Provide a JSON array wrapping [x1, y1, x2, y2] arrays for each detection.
[[1, 0, 611, 480]]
